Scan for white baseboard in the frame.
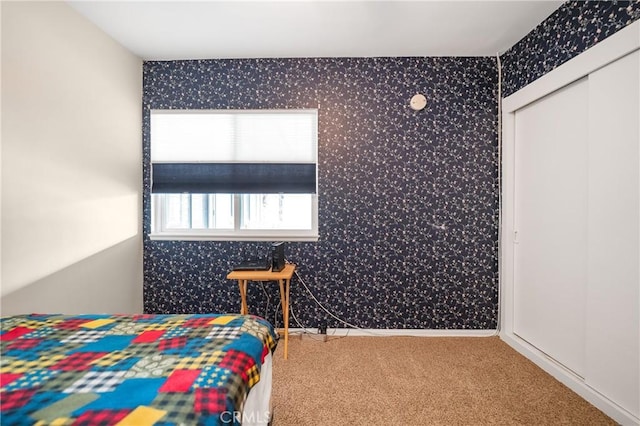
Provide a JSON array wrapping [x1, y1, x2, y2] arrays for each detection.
[[501, 332, 640, 426], [286, 327, 497, 337]]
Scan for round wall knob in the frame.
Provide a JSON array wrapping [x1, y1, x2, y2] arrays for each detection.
[[410, 93, 427, 111]]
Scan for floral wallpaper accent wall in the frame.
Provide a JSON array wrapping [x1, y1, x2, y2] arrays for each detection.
[[141, 1, 640, 329], [143, 57, 499, 329], [501, 0, 640, 96]]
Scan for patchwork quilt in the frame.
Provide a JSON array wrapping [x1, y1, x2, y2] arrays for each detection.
[[0, 313, 278, 425]]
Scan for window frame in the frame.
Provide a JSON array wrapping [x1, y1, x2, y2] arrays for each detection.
[[149, 109, 319, 242]]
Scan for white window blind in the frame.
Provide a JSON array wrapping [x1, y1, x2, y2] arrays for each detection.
[[151, 110, 317, 163]]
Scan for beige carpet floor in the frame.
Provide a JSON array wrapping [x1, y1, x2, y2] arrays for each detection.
[[271, 335, 614, 425]]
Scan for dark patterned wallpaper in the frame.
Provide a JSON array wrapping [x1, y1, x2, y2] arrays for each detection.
[[143, 57, 499, 329], [142, 1, 640, 330], [501, 0, 640, 96]]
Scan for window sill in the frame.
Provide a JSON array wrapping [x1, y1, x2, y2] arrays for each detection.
[[149, 232, 319, 242]]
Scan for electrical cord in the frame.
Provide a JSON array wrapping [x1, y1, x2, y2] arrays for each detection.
[[287, 257, 496, 338], [294, 270, 363, 330], [258, 281, 270, 323], [289, 302, 326, 341], [290, 298, 347, 342], [286, 259, 384, 336], [273, 300, 281, 330]]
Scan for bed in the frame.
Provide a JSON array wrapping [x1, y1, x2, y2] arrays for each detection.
[[0, 313, 278, 425]]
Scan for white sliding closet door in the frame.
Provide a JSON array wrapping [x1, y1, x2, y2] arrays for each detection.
[[585, 50, 639, 418], [502, 21, 640, 425], [513, 78, 589, 377]]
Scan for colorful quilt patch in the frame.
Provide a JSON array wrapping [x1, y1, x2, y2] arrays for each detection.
[[124, 355, 177, 379], [7, 338, 42, 350], [133, 330, 165, 343], [73, 409, 130, 425], [8, 389, 66, 420], [198, 339, 232, 354], [130, 314, 158, 322], [115, 405, 167, 426], [1, 354, 65, 374], [76, 336, 134, 353], [28, 338, 65, 354], [1, 387, 37, 411], [245, 364, 260, 388], [140, 319, 186, 331], [4, 348, 43, 361], [63, 371, 127, 394], [95, 356, 140, 373], [50, 352, 108, 372], [209, 316, 235, 326], [205, 327, 241, 340], [108, 322, 147, 335], [0, 372, 23, 388], [224, 373, 249, 410], [160, 326, 188, 340], [194, 388, 227, 415], [60, 330, 106, 344], [241, 320, 277, 350], [55, 319, 92, 330], [91, 351, 130, 367], [193, 365, 231, 389], [31, 392, 100, 422], [174, 351, 226, 370], [34, 418, 74, 426], [1, 326, 36, 341], [158, 336, 188, 352], [158, 369, 200, 393], [219, 350, 256, 377], [80, 319, 116, 330], [0, 314, 277, 425], [39, 371, 87, 392], [4, 369, 59, 391], [183, 317, 221, 328], [124, 343, 161, 357], [79, 378, 165, 411], [18, 326, 56, 339], [17, 319, 56, 329], [147, 392, 196, 425], [163, 337, 208, 356]]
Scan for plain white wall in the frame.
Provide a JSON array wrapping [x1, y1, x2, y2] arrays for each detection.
[[0, 0, 3, 299], [1, 1, 143, 314]]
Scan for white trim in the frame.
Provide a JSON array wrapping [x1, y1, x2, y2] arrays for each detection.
[[503, 20, 640, 113], [500, 20, 640, 426], [287, 328, 496, 337], [151, 108, 317, 115], [149, 233, 319, 242], [500, 110, 516, 336], [149, 108, 319, 241]]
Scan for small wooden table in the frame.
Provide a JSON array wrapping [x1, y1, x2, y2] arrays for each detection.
[[226, 263, 295, 359]]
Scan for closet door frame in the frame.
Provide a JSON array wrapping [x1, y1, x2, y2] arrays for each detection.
[[500, 20, 640, 426]]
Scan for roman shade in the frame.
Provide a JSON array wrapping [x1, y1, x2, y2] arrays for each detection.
[[150, 109, 317, 194], [151, 162, 316, 194]]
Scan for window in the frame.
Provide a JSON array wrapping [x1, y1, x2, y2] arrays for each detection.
[[150, 110, 318, 241]]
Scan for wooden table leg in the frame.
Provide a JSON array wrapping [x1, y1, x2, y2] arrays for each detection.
[[278, 278, 288, 360], [238, 280, 248, 315], [243, 280, 249, 314], [284, 278, 290, 360]]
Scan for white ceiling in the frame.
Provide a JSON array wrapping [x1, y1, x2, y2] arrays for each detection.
[[68, 1, 564, 60]]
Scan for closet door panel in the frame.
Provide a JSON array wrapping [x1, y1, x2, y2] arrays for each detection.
[[513, 78, 589, 377], [586, 50, 640, 418]]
